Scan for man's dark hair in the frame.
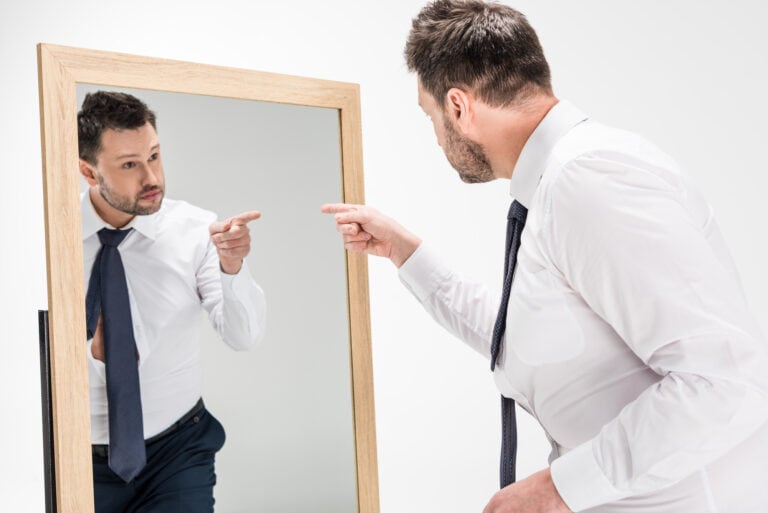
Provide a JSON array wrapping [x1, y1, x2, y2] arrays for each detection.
[[405, 0, 552, 108], [78, 91, 157, 164]]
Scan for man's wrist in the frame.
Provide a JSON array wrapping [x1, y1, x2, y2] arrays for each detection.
[[550, 441, 626, 512], [392, 233, 422, 268], [220, 259, 243, 275]]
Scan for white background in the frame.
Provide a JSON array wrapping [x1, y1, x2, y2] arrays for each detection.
[[1, 1, 766, 512]]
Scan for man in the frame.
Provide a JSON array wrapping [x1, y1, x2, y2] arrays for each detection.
[[78, 90, 266, 513], [323, 1, 768, 512]]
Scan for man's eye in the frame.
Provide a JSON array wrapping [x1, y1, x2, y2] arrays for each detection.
[[149, 153, 159, 162], [122, 162, 136, 169]]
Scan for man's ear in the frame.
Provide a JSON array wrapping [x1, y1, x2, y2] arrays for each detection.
[[79, 159, 98, 187], [445, 87, 475, 135]]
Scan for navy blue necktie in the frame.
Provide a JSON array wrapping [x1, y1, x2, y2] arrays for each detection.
[[85, 228, 146, 483], [490, 200, 528, 488]]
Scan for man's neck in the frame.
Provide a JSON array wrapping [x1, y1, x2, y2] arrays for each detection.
[[485, 95, 559, 180]]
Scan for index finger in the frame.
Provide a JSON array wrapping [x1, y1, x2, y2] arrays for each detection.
[[320, 203, 361, 214], [229, 210, 262, 226]]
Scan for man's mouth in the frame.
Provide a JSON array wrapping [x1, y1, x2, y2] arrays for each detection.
[[141, 189, 162, 201]]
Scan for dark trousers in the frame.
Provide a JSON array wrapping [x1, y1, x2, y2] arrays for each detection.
[[93, 406, 226, 513]]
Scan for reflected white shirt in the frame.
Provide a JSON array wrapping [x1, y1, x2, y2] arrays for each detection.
[[398, 101, 768, 512], [82, 193, 267, 443]]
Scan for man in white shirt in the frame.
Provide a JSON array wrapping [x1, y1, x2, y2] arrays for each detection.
[[323, 1, 768, 512], [78, 90, 267, 513]]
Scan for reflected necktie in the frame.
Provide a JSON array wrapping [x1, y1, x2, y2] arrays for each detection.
[[85, 228, 146, 483], [490, 200, 528, 488]]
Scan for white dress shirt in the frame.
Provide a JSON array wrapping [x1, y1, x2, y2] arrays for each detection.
[[82, 192, 267, 443], [398, 100, 768, 512]]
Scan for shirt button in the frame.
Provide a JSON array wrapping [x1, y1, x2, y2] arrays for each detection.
[[193, 416, 200, 423]]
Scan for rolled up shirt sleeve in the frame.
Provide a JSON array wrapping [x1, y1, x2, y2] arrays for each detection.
[[545, 154, 768, 511]]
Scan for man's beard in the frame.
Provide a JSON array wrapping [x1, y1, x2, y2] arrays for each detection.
[[97, 174, 164, 216], [443, 118, 495, 184]]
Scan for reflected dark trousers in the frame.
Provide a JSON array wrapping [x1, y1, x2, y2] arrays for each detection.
[[93, 406, 226, 513]]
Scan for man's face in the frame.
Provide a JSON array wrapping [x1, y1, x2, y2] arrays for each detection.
[[418, 82, 495, 184], [84, 122, 165, 216]]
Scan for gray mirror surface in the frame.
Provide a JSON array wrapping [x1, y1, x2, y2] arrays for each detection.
[[76, 84, 358, 513]]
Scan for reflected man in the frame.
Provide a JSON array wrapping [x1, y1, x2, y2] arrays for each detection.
[[323, 1, 768, 512], [78, 91, 266, 513]]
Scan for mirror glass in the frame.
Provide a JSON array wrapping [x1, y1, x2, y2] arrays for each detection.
[[76, 84, 358, 513]]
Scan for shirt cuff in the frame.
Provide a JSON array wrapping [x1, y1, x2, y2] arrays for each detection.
[[221, 260, 253, 300], [219, 259, 266, 347], [550, 441, 628, 512], [397, 243, 451, 302]]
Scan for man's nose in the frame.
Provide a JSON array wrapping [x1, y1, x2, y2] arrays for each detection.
[[141, 164, 160, 186]]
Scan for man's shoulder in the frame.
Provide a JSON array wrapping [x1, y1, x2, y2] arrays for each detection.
[[553, 120, 677, 170], [533, 120, 690, 219], [544, 120, 683, 193]]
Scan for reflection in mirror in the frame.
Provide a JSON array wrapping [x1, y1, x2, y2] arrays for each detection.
[[75, 85, 357, 512]]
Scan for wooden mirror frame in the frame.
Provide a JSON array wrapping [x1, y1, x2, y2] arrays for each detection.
[[37, 43, 378, 513]]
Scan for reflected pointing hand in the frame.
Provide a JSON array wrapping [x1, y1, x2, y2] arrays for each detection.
[[209, 210, 262, 274]]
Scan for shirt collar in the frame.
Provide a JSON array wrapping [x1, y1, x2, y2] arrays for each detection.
[[509, 99, 589, 208], [80, 190, 159, 241]]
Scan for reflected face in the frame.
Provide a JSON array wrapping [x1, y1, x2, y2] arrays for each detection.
[[85, 122, 165, 216], [418, 82, 494, 184]]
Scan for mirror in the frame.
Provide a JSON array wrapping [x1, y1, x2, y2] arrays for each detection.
[[38, 44, 378, 513]]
